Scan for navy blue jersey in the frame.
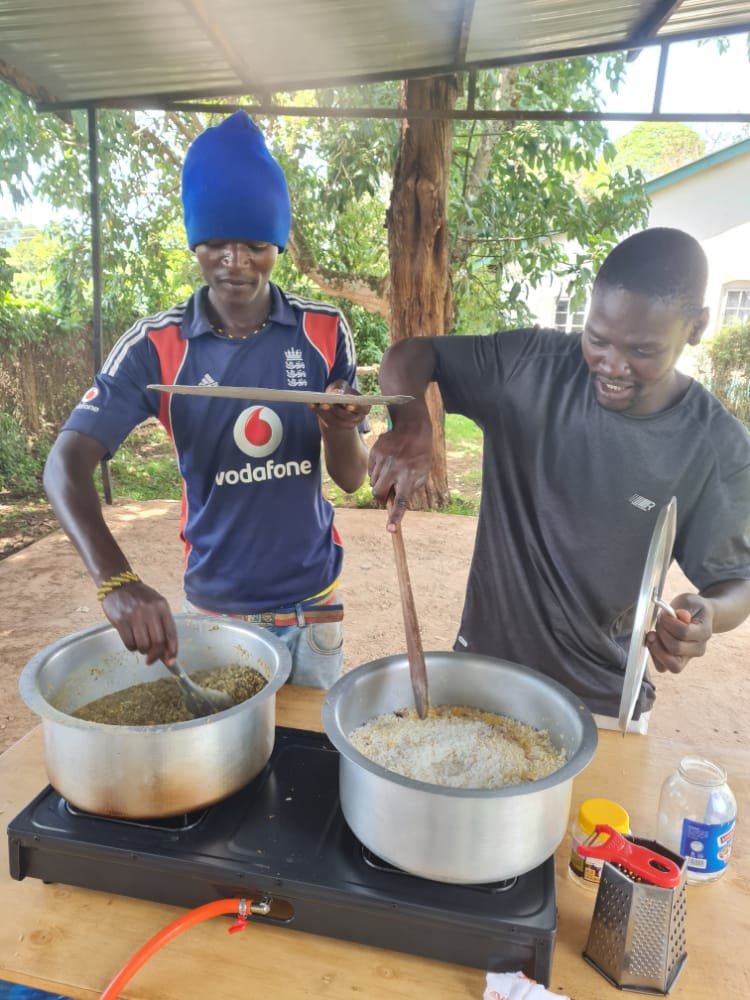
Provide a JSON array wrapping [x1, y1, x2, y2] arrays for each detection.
[[63, 284, 358, 612]]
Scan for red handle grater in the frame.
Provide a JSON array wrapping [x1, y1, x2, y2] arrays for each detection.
[[577, 824, 682, 887]]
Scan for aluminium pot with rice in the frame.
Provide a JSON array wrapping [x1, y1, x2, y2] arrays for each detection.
[[322, 651, 597, 884]]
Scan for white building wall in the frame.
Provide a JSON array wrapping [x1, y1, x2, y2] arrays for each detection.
[[647, 151, 750, 338], [646, 153, 750, 242], [700, 222, 750, 337], [526, 151, 750, 341]]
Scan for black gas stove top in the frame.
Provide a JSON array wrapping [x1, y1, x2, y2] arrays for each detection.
[[7, 727, 556, 982]]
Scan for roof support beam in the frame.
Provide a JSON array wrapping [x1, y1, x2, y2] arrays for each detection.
[[626, 0, 684, 50], [454, 0, 477, 66], [38, 99, 750, 125]]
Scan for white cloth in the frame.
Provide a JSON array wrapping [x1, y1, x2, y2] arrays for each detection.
[[484, 971, 571, 1000]]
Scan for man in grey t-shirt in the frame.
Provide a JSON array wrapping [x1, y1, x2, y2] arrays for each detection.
[[369, 228, 750, 727]]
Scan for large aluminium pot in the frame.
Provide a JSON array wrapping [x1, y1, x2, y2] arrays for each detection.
[[19, 613, 291, 819], [322, 651, 597, 884]]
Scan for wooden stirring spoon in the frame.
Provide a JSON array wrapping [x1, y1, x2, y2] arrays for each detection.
[[387, 495, 430, 719]]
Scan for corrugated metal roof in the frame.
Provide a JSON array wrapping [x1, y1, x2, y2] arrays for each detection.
[[0, 0, 748, 108]]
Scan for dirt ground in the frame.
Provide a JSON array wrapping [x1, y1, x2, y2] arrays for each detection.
[[1, 499, 748, 758]]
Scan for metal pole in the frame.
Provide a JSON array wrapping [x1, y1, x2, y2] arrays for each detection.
[[87, 106, 113, 504], [652, 44, 669, 115]]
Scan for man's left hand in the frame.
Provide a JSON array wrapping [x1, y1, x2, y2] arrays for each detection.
[[645, 594, 714, 673], [311, 380, 370, 432]]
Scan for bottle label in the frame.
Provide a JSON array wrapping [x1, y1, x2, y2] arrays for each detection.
[[570, 849, 603, 884], [679, 817, 735, 873]]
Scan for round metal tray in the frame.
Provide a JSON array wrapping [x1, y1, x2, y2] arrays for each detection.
[[618, 497, 677, 732]]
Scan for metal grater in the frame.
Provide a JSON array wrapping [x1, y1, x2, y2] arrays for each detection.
[[583, 837, 688, 994]]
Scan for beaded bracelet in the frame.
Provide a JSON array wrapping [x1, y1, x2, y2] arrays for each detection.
[[96, 570, 141, 602]]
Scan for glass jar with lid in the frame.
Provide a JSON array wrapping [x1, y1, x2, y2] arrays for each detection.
[[655, 756, 736, 885], [569, 797, 630, 889]]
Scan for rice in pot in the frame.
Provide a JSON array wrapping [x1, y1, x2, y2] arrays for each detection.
[[348, 705, 567, 789]]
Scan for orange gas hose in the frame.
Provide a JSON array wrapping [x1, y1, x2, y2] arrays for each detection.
[[99, 897, 248, 999]]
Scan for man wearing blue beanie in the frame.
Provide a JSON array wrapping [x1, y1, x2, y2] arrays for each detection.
[[44, 111, 371, 689]]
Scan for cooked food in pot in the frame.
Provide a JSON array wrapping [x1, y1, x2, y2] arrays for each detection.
[[71, 664, 267, 726], [349, 705, 567, 789]]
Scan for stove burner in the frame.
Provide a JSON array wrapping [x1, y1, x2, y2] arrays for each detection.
[[65, 801, 209, 833], [7, 727, 557, 983], [360, 845, 519, 892]]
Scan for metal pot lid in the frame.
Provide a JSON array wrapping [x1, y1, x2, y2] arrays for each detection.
[[618, 497, 677, 733]]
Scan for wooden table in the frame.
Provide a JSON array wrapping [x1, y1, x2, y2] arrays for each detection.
[[0, 686, 747, 999]]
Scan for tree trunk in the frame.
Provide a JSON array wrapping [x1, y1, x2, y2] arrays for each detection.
[[386, 76, 457, 511]]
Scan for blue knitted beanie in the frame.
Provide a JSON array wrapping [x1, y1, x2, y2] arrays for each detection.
[[181, 111, 291, 251]]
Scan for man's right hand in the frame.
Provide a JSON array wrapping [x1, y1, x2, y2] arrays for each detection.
[[44, 430, 180, 666], [364, 336, 438, 530], [101, 580, 178, 665], [368, 409, 433, 531]]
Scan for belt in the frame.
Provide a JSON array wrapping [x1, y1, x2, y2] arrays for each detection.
[[239, 604, 344, 627]]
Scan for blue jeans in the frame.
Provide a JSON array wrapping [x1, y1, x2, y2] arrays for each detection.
[[182, 599, 344, 689], [266, 619, 344, 688]]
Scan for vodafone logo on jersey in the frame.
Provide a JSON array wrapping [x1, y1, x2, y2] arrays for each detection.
[[233, 406, 283, 457], [216, 405, 314, 488], [74, 385, 101, 413]]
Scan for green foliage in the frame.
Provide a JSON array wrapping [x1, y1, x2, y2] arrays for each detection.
[[1, 56, 650, 397], [0, 293, 63, 350], [580, 122, 705, 200], [0, 412, 44, 495], [696, 323, 750, 425], [0, 88, 202, 342], [447, 59, 650, 330], [345, 305, 389, 367], [324, 479, 377, 509], [5, 225, 59, 301], [107, 421, 181, 501], [444, 413, 483, 453], [445, 492, 479, 517], [611, 123, 705, 179]]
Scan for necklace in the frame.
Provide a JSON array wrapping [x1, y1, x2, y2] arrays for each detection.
[[211, 316, 270, 340]]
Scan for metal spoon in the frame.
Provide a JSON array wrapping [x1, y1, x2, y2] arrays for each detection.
[[162, 658, 233, 717]]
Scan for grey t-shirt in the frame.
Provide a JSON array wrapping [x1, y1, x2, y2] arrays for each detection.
[[432, 328, 750, 717]]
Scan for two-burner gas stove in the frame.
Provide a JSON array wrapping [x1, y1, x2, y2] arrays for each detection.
[[7, 727, 556, 982]]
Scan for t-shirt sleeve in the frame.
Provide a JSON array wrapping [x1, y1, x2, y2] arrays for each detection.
[[329, 310, 370, 433], [330, 311, 358, 386], [62, 329, 162, 458], [677, 455, 750, 590], [431, 328, 542, 425]]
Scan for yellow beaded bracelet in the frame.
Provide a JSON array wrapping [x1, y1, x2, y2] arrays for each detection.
[[96, 570, 141, 602]]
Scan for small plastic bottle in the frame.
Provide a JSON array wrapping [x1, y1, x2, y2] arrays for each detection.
[[656, 756, 737, 885], [568, 797, 630, 890]]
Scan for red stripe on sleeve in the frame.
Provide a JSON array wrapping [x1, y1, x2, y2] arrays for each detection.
[[148, 325, 190, 556], [302, 312, 339, 375], [148, 325, 187, 435]]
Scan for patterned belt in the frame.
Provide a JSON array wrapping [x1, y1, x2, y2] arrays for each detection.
[[239, 604, 344, 627]]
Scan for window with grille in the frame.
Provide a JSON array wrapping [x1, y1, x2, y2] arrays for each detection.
[[555, 297, 586, 333], [721, 286, 750, 327]]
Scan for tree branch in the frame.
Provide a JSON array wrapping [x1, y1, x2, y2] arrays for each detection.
[[452, 68, 518, 269], [286, 224, 390, 319]]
